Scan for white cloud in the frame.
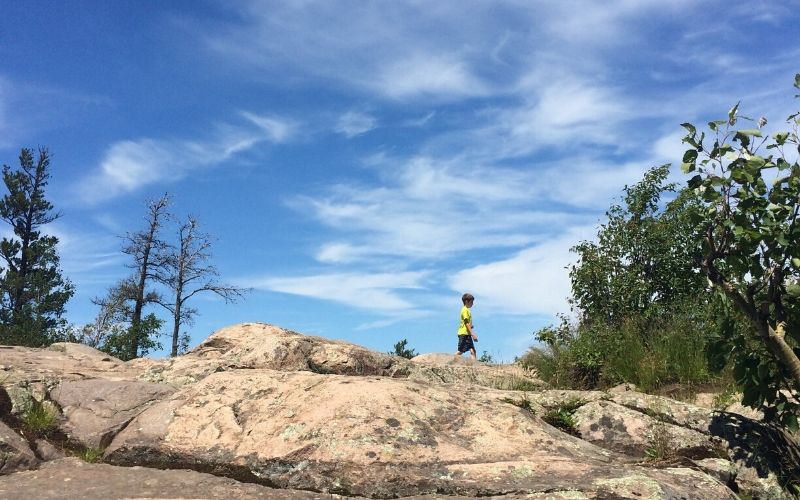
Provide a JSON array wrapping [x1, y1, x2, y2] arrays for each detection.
[[243, 271, 429, 313], [292, 152, 651, 264], [46, 223, 126, 285], [294, 156, 584, 263], [75, 112, 293, 204], [450, 226, 597, 317], [335, 111, 377, 138], [377, 53, 487, 99], [240, 111, 294, 142]]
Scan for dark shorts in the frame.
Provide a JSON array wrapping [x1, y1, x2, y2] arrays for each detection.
[[457, 334, 475, 354]]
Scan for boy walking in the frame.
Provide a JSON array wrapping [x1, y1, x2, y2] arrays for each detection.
[[454, 293, 478, 361]]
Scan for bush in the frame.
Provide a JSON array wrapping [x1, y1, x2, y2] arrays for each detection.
[[527, 308, 716, 393]]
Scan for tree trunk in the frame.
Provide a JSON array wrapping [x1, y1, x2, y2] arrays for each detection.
[[171, 295, 182, 357], [762, 322, 800, 388]]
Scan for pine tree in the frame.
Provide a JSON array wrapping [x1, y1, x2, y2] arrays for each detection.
[[0, 148, 74, 346]]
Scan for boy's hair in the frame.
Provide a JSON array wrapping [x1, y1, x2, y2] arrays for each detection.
[[462, 293, 474, 304]]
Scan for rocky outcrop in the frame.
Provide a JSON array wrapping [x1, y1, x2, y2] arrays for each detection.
[[0, 322, 798, 499], [50, 379, 175, 449], [0, 421, 37, 475], [0, 457, 348, 499]]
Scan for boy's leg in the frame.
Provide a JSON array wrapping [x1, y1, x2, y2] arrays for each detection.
[[470, 347, 477, 360]]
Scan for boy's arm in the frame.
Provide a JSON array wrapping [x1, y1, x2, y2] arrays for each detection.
[[467, 322, 477, 340]]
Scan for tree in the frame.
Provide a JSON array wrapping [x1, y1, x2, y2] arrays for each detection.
[[91, 277, 163, 360], [535, 166, 721, 390], [156, 215, 247, 357], [479, 350, 494, 363], [680, 74, 800, 428], [121, 194, 171, 359], [569, 164, 706, 326], [389, 338, 417, 358], [0, 148, 74, 346]]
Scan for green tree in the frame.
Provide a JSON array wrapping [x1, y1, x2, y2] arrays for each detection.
[[389, 338, 417, 359], [533, 165, 720, 390], [680, 74, 800, 428], [0, 148, 74, 346], [569, 164, 706, 325], [91, 277, 163, 360]]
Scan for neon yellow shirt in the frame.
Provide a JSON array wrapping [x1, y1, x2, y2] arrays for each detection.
[[457, 305, 472, 336]]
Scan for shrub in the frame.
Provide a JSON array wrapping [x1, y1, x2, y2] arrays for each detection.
[[528, 308, 716, 393]]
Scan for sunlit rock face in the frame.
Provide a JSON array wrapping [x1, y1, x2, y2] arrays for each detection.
[[0, 322, 797, 499]]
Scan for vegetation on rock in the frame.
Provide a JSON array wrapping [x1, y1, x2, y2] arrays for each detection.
[[526, 75, 800, 432]]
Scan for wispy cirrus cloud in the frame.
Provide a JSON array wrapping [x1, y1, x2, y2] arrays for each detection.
[[290, 152, 649, 265], [241, 270, 429, 313], [335, 111, 377, 138], [74, 112, 294, 204]]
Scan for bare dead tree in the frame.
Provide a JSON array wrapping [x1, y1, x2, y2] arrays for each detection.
[[157, 214, 248, 356], [120, 193, 171, 358]]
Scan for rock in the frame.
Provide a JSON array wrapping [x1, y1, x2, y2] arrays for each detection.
[[138, 323, 547, 392], [1, 343, 140, 387], [572, 399, 716, 458], [708, 412, 800, 500], [1, 323, 798, 498], [137, 323, 413, 386], [0, 457, 349, 499], [694, 458, 737, 489], [409, 353, 546, 391], [105, 369, 735, 498], [50, 379, 176, 449], [34, 439, 64, 461], [0, 420, 38, 475], [608, 383, 636, 393]]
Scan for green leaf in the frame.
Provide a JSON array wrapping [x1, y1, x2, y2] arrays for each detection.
[[745, 156, 766, 169], [680, 123, 696, 135], [774, 132, 789, 145], [737, 129, 763, 137], [681, 162, 695, 174], [784, 413, 799, 433], [728, 102, 740, 125], [792, 258, 800, 269]]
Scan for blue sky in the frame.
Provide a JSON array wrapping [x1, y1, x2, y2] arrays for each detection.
[[1, 1, 799, 361]]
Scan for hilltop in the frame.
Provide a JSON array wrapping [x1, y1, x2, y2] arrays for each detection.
[[1, 323, 798, 499]]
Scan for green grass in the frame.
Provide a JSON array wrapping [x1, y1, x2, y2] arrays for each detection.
[[78, 447, 104, 463], [21, 399, 57, 436]]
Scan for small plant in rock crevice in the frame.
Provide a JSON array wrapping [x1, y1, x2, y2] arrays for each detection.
[[644, 420, 675, 462], [541, 399, 584, 436], [21, 399, 57, 437], [79, 447, 104, 463], [500, 395, 535, 414]]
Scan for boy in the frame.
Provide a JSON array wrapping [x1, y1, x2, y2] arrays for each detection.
[[454, 293, 478, 361]]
